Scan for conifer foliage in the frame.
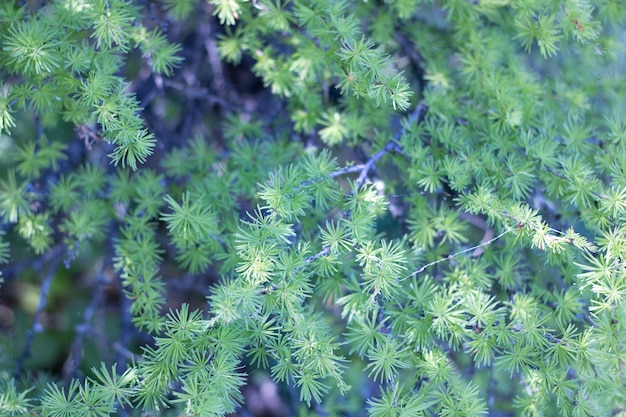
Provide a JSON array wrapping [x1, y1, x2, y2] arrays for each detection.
[[1, 0, 626, 416]]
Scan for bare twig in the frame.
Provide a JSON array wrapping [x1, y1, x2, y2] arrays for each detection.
[[405, 229, 513, 279], [15, 257, 61, 377], [62, 266, 107, 380], [459, 212, 495, 257], [203, 20, 228, 103], [1, 244, 64, 282], [304, 247, 329, 265], [116, 292, 133, 371], [302, 103, 425, 265], [355, 141, 398, 188], [162, 79, 237, 110]]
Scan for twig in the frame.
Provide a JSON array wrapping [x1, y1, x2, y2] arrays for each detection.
[[404, 229, 512, 279], [301, 142, 400, 264], [355, 141, 398, 188], [162, 80, 237, 110], [204, 26, 227, 102], [488, 366, 495, 412], [14, 257, 61, 377], [1, 244, 64, 282], [459, 212, 494, 257], [301, 102, 425, 189], [399, 103, 426, 136], [113, 341, 141, 363], [302, 104, 425, 265], [304, 247, 329, 265], [298, 165, 362, 188], [117, 294, 133, 370], [542, 333, 562, 344], [64, 239, 79, 268], [301, 139, 398, 188], [33, 116, 43, 153], [62, 265, 107, 380]]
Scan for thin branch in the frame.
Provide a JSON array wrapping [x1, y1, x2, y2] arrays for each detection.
[[404, 229, 513, 279], [355, 141, 398, 188], [301, 103, 425, 189], [543, 333, 562, 344], [487, 366, 495, 413], [459, 212, 495, 257], [162, 80, 237, 110], [304, 247, 329, 265], [62, 265, 107, 380], [203, 21, 228, 102], [112, 341, 141, 363], [298, 164, 363, 188], [211, 233, 228, 250], [301, 142, 397, 189], [117, 292, 133, 370], [393, 102, 426, 142], [301, 143, 399, 264], [302, 104, 425, 266], [64, 239, 79, 268], [15, 257, 61, 377], [1, 243, 64, 282]]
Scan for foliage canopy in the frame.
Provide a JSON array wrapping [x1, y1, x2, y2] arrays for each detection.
[[1, 0, 626, 416]]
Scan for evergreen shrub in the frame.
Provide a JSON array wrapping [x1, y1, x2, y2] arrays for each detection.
[[1, 0, 626, 416]]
